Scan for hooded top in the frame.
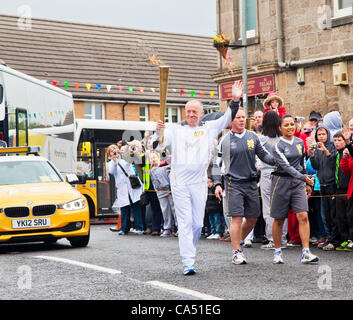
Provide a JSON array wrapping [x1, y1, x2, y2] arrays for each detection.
[[310, 126, 337, 186], [323, 111, 342, 142]]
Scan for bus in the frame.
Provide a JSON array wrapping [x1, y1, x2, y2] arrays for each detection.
[[0, 64, 75, 176], [74, 119, 158, 218]]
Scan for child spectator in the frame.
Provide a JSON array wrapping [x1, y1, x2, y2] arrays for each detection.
[[149, 153, 177, 237], [339, 147, 353, 251], [306, 157, 328, 244], [308, 126, 339, 250], [205, 177, 222, 240], [333, 132, 353, 251], [263, 92, 287, 118]]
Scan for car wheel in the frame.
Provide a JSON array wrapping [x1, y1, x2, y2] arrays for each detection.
[[68, 230, 90, 248]]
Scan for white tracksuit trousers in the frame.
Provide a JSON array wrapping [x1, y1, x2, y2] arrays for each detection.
[[260, 173, 288, 244], [171, 182, 208, 267]]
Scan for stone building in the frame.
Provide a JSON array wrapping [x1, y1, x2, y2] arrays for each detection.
[[214, 0, 353, 124], [0, 14, 219, 123]]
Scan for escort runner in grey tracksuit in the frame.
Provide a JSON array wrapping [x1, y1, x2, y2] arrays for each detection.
[[214, 129, 275, 218], [270, 136, 308, 219]]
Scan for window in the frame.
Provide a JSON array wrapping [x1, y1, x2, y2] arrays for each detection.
[[239, 0, 257, 39], [164, 107, 180, 123], [203, 105, 220, 114], [334, 0, 353, 17], [84, 103, 105, 120], [139, 105, 148, 121]]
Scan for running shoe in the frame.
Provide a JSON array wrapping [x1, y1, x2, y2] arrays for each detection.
[[183, 266, 196, 276], [232, 250, 247, 265], [336, 241, 349, 251], [244, 239, 252, 248], [317, 238, 329, 249], [160, 230, 172, 237], [261, 241, 287, 250], [261, 241, 275, 250], [344, 240, 353, 252], [322, 243, 335, 251], [287, 241, 301, 247], [273, 252, 284, 264], [301, 250, 319, 264], [220, 235, 231, 242]]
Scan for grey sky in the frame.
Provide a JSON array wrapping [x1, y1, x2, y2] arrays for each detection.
[[1, 0, 217, 36]]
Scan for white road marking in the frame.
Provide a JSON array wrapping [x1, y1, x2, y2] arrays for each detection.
[[147, 280, 223, 300], [33, 255, 223, 300], [34, 255, 122, 274]]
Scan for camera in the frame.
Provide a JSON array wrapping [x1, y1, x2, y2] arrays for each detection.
[[112, 150, 117, 156], [295, 116, 305, 122]]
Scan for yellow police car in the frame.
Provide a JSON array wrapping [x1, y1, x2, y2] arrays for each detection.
[[0, 146, 90, 247]]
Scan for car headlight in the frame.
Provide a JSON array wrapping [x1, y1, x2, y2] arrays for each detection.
[[58, 198, 86, 211]]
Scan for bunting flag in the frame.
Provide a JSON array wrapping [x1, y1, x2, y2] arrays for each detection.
[[49, 78, 217, 99]]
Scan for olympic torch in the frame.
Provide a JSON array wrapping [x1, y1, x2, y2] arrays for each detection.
[[158, 65, 170, 146]]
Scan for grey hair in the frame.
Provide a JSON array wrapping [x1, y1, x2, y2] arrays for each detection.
[[185, 99, 203, 111]]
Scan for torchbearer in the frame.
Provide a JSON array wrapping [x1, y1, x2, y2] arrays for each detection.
[[152, 80, 243, 276]]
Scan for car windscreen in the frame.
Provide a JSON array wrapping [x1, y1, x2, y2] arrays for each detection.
[[0, 160, 63, 185]]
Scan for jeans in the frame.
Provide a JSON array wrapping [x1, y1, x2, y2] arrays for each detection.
[[320, 184, 338, 242], [208, 212, 221, 235], [120, 200, 143, 233]]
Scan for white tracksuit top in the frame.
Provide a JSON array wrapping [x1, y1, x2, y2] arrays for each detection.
[[153, 107, 232, 187]]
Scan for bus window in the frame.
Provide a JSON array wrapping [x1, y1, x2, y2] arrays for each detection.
[[77, 142, 93, 178], [0, 84, 4, 121], [16, 109, 28, 146]]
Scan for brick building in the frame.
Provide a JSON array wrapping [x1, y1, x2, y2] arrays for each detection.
[[214, 0, 353, 124], [0, 14, 220, 123]]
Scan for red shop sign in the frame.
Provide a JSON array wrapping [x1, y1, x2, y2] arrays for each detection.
[[220, 74, 275, 100]]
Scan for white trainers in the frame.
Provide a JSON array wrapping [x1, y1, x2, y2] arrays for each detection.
[[301, 250, 319, 264], [232, 250, 247, 265], [261, 241, 287, 250], [273, 252, 284, 264], [207, 234, 221, 240], [261, 241, 275, 250], [244, 239, 252, 248]]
